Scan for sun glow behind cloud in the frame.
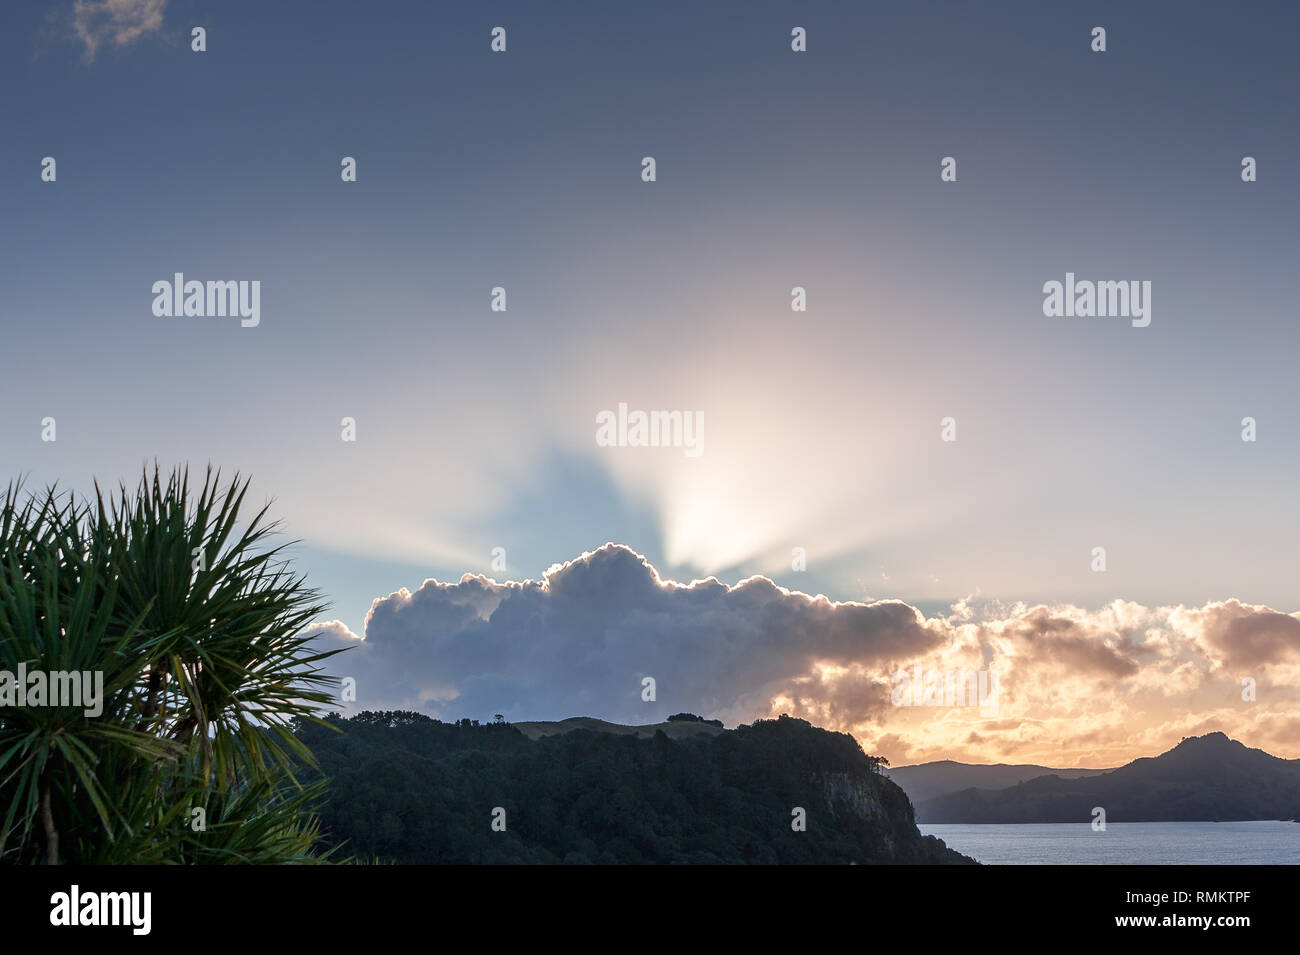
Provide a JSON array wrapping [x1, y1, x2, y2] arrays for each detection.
[[554, 262, 966, 580]]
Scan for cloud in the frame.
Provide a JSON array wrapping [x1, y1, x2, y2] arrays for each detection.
[[311, 543, 941, 724], [72, 0, 167, 59], [307, 544, 1300, 766], [1003, 607, 1143, 678], [1175, 600, 1300, 669]]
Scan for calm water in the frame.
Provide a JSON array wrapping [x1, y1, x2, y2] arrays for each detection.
[[920, 821, 1300, 864]]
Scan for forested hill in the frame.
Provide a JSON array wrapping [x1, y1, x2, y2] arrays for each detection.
[[294, 712, 975, 864]]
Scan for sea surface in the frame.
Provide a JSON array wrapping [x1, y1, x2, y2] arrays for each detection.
[[919, 821, 1300, 864]]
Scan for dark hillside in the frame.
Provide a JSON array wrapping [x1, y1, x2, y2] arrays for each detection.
[[295, 712, 974, 864]]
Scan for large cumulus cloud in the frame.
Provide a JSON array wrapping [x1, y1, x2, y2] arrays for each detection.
[[308, 544, 1300, 766], [313, 544, 943, 727]]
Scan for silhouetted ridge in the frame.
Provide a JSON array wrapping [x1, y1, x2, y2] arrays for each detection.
[[916, 733, 1300, 823], [294, 712, 975, 864]]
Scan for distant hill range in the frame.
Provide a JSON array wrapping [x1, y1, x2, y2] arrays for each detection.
[[511, 715, 727, 741], [295, 712, 974, 864], [901, 733, 1300, 823], [887, 761, 1112, 806]]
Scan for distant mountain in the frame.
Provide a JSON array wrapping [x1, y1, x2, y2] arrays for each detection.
[[915, 733, 1300, 823], [510, 715, 726, 741], [887, 760, 1112, 806], [295, 711, 975, 864]]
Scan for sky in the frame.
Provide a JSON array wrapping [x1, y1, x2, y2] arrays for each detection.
[[3, 0, 1299, 766]]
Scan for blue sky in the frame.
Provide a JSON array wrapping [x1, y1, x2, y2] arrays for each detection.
[[3, 1, 1300, 759]]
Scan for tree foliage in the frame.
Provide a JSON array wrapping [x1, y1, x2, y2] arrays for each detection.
[[296, 712, 972, 864], [0, 466, 343, 864]]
